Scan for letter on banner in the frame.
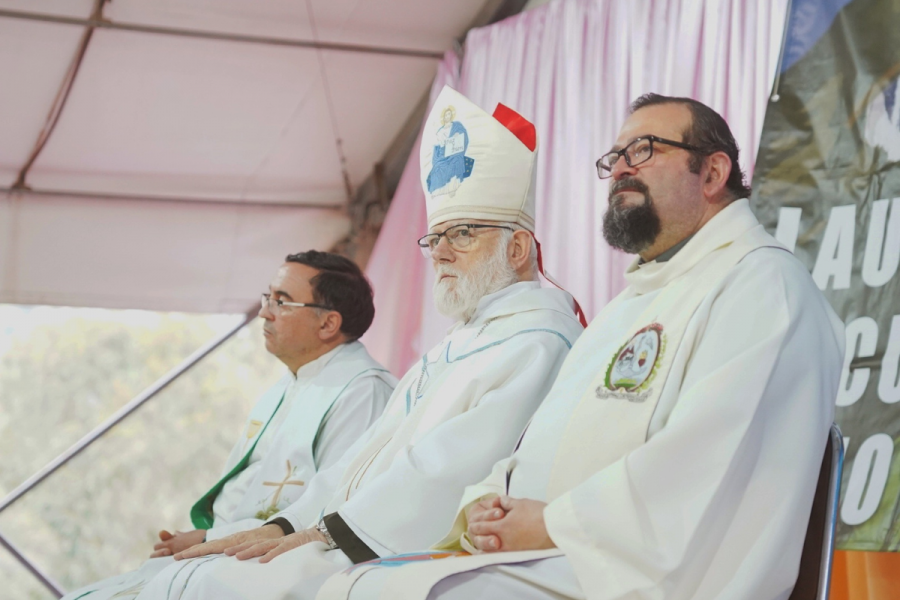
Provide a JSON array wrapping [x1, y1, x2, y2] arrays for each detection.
[[774, 207, 802, 253], [879, 315, 900, 404], [862, 198, 900, 288], [841, 433, 894, 526], [813, 204, 856, 291], [837, 317, 879, 407]]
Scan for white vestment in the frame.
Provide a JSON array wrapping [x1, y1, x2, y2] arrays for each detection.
[[322, 200, 846, 600], [62, 341, 395, 600], [134, 281, 584, 600]]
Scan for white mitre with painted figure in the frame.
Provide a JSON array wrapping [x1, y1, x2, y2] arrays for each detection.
[[420, 86, 588, 327], [420, 85, 538, 230]]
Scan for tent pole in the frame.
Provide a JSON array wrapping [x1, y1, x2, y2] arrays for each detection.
[[0, 529, 66, 598], [0, 8, 444, 59], [11, 0, 105, 190], [0, 187, 345, 211], [0, 307, 258, 516], [0, 307, 256, 597]]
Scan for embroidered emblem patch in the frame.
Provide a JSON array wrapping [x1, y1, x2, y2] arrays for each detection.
[[597, 323, 666, 402], [426, 104, 475, 197]]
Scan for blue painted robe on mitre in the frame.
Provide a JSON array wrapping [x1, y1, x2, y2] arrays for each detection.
[[427, 121, 475, 194]]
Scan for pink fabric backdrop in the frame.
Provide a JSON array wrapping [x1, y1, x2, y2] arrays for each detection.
[[364, 0, 788, 376], [360, 53, 459, 374]]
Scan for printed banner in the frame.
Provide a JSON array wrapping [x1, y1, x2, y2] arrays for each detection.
[[751, 0, 900, 551]]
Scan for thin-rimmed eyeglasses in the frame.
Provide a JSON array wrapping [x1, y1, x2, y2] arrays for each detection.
[[417, 224, 513, 258], [261, 293, 332, 314]]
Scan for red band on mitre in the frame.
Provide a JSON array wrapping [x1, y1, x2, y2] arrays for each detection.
[[492, 103, 537, 152]]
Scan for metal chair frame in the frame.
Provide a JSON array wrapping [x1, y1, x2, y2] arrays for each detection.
[[788, 423, 844, 600]]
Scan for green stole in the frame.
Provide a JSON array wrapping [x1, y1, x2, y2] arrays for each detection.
[[189, 390, 287, 530]]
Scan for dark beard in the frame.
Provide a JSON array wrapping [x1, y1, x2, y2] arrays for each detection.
[[602, 178, 661, 254]]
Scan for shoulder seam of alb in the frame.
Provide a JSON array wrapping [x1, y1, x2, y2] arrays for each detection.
[[445, 327, 574, 362], [482, 305, 581, 325]]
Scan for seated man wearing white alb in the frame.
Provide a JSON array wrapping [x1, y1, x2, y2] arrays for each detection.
[[62, 251, 396, 600], [128, 86, 584, 600], [318, 94, 846, 600]]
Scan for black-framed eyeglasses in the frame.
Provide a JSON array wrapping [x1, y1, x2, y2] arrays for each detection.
[[261, 293, 332, 314], [595, 135, 706, 179], [417, 224, 514, 258]]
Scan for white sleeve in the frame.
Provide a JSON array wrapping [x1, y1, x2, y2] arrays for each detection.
[[543, 253, 845, 600], [270, 413, 382, 533], [315, 376, 394, 470], [337, 333, 574, 555]]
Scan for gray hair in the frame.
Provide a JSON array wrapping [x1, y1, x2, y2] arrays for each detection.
[[497, 223, 540, 279]]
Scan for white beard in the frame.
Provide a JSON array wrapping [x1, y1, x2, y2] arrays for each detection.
[[433, 239, 519, 322]]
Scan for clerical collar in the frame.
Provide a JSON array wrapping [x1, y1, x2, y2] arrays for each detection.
[[291, 342, 346, 381], [639, 234, 695, 265]]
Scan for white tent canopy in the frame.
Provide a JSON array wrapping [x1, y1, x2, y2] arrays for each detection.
[[0, 0, 490, 313]]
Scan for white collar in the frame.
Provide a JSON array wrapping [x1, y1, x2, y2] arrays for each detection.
[[288, 342, 349, 381], [624, 198, 758, 294]]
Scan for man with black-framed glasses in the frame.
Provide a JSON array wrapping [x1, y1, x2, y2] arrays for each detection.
[[330, 93, 844, 600], [62, 251, 396, 600]]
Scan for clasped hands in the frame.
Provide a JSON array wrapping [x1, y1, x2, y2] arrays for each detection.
[[171, 524, 327, 563], [466, 495, 556, 553]]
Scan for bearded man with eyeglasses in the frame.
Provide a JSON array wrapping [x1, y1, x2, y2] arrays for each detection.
[[317, 94, 846, 600], [130, 87, 583, 600], [61, 251, 396, 600]]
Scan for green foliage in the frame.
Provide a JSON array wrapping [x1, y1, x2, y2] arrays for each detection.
[[0, 308, 283, 596]]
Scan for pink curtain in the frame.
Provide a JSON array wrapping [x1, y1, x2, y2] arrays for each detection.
[[360, 53, 459, 375], [365, 0, 787, 376]]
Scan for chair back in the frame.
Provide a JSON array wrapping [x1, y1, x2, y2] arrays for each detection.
[[787, 424, 844, 600]]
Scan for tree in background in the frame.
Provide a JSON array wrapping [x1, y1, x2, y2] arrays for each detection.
[[0, 308, 283, 599]]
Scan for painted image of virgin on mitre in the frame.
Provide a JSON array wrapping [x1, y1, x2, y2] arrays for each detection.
[[427, 105, 475, 197]]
